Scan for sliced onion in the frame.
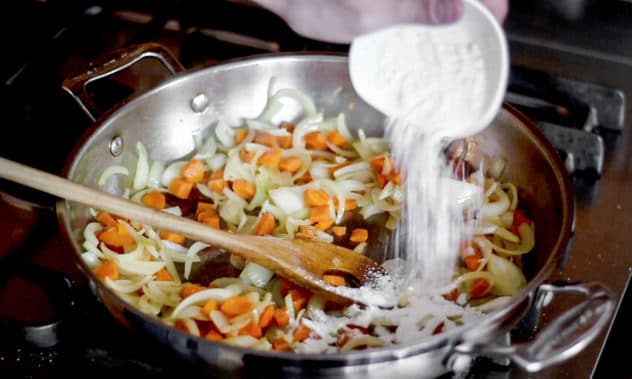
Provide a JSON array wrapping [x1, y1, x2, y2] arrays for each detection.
[[148, 160, 165, 188], [206, 153, 227, 172], [336, 113, 354, 142], [133, 142, 150, 190], [105, 276, 150, 294], [325, 141, 358, 158], [81, 251, 101, 268], [194, 134, 218, 159], [171, 285, 243, 319], [269, 187, 305, 216], [224, 335, 260, 347], [160, 161, 186, 187], [339, 335, 385, 352], [97, 165, 129, 187], [83, 222, 103, 245], [215, 120, 236, 148], [333, 161, 370, 178], [480, 187, 510, 219], [240, 262, 275, 288], [272, 88, 317, 118], [486, 254, 527, 296]]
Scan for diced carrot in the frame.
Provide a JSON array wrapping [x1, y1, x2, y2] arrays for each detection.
[[328, 161, 351, 178], [331, 226, 347, 238], [239, 321, 263, 338], [277, 134, 293, 149], [442, 288, 459, 301], [470, 278, 491, 298], [196, 202, 216, 218], [210, 168, 224, 180], [310, 206, 332, 225], [295, 171, 312, 184], [235, 129, 249, 145], [142, 190, 166, 210], [377, 174, 389, 189], [460, 240, 482, 271], [280, 278, 298, 297], [258, 305, 275, 329], [254, 131, 277, 148], [389, 171, 402, 185], [201, 299, 219, 317], [292, 324, 311, 342], [279, 156, 302, 173], [95, 260, 118, 281], [323, 274, 347, 287], [254, 213, 275, 236], [198, 210, 221, 229], [280, 121, 295, 132], [370, 155, 394, 175], [159, 230, 186, 245], [296, 225, 317, 239], [257, 148, 282, 169], [349, 228, 368, 243], [240, 149, 254, 164], [205, 329, 224, 342], [168, 178, 193, 199], [220, 296, 256, 317], [510, 209, 532, 234], [174, 320, 189, 333], [181, 159, 206, 184], [95, 211, 118, 227], [304, 131, 327, 150], [180, 283, 207, 299], [333, 197, 357, 211], [315, 219, 334, 231], [464, 255, 481, 272], [433, 322, 445, 335], [277, 123, 294, 149], [273, 307, 290, 327], [288, 288, 311, 312], [207, 178, 227, 194], [272, 338, 291, 351], [232, 179, 256, 200], [326, 130, 348, 147], [304, 189, 330, 207], [97, 224, 135, 249], [154, 268, 173, 281]]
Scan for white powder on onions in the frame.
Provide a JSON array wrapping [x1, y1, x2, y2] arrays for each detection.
[[300, 26, 488, 352]]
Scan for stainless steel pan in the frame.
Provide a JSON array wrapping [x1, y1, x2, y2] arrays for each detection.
[[58, 43, 614, 378]]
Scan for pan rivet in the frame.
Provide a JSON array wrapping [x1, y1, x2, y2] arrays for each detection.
[[109, 136, 123, 157], [191, 93, 209, 113]]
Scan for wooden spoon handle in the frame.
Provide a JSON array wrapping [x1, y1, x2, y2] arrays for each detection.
[[0, 156, 249, 253]]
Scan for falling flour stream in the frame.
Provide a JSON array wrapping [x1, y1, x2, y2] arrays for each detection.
[[301, 1, 509, 351]]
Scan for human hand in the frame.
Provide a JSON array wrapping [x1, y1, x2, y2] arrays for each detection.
[[253, 0, 508, 44]]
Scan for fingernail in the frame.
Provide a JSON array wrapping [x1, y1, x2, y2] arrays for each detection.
[[431, 0, 463, 23]]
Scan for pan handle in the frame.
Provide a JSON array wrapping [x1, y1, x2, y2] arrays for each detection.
[[62, 42, 185, 122], [452, 281, 616, 372]]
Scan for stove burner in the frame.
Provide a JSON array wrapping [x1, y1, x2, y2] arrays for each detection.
[[506, 66, 625, 177]]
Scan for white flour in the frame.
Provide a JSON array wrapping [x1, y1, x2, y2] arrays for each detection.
[[352, 25, 485, 290], [298, 25, 488, 352]]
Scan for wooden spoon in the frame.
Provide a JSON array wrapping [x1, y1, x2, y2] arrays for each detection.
[[0, 157, 386, 305]]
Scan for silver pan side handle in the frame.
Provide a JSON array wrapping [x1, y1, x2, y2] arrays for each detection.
[[453, 281, 616, 372], [61, 42, 184, 122]]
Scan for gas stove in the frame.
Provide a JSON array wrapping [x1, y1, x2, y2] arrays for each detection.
[[1, 1, 631, 378]]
